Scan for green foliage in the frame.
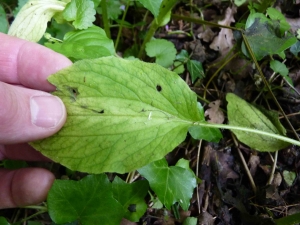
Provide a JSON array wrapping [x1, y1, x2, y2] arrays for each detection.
[[0, 5, 8, 33], [189, 124, 222, 143], [145, 39, 176, 68], [275, 212, 300, 225], [45, 26, 115, 60], [47, 174, 124, 225], [175, 50, 205, 83], [282, 170, 296, 187], [226, 93, 290, 152], [242, 18, 297, 60], [31, 57, 204, 173], [183, 217, 198, 225], [138, 158, 197, 210], [137, 0, 162, 17], [63, 0, 95, 29], [3, 160, 28, 169], [290, 41, 300, 57], [270, 60, 292, 86], [13, 0, 28, 16], [112, 177, 148, 222], [96, 0, 122, 20], [8, 0, 67, 42], [187, 60, 204, 83], [0, 217, 9, 225]]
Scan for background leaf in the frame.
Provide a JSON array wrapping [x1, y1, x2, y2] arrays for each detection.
[[138, 158, 197, 210], [96, 0, 122, 20], [242, 18, 297, 60], [112, 177, 149, 222], [63, 0, 95, 29], [137, 0, 162, 17], [0, 217, 10, 225], [186, 60, 205, 83], [8, 0, 66, 42], [270, 60, 293, 85], [145, 39, 176, 68], [188, 124, 222, 143], [226, 93, 290, 152], [47, 174, 124, 225], [31, 57, 203, 173], [45, 26, 115, 60], [0, 5, 8, 33]]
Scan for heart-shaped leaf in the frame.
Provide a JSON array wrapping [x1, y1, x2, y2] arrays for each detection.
[[138, 158, 197, 210], [47, 174, 124, 225], [31, 57, 203, 173]]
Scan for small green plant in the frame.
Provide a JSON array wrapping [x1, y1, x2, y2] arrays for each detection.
[[2, 0, 300, 224]]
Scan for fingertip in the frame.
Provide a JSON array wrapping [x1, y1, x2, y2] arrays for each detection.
[[0, 168, 55, 209]]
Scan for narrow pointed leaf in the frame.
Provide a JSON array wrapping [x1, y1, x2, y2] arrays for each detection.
[[31, 57, 203, 173], [226, 93, 290, 152]]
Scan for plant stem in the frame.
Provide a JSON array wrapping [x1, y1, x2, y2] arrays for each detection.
[[193, 122, 300, 147], [231, 133, 256, 194], [267, 151, 278, 185], [114, 0, 130, 50], [171, 14, 240, 30], [101, 0, 111, 39], [138, 0, 178, 59], [196, 139, 202, 214]]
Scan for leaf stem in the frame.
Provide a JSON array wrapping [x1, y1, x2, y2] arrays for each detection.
[[194, 122, 300, 147], [101, 0, 111, 39]]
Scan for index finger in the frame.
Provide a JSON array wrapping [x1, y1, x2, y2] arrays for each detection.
[[0, 33, 72, 92]]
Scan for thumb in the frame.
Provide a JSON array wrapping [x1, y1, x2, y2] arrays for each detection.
[[0, 82, 66, 145]]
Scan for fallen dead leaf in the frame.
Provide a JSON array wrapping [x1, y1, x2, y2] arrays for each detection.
[[248, 154, 260, 176], [204, 100, 225, 124], [209, 6, 237, 53]]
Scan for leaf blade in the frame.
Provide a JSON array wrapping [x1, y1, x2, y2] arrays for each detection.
[[31, 57, 202, 173], [226, 93, 290, 152]]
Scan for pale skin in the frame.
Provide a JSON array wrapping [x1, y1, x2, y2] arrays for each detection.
[[0, 33, 72, 208]]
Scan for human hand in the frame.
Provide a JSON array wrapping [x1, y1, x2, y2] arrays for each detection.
[[0, 33, 72, 209]]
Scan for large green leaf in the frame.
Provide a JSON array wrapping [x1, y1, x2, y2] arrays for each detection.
[[112, 177, 149, 222], [31, 57, 203, 173], [47, 174, 124, 225], [45, 26, 115, 60], [63, 0, 95, 29], [138, 158, 197, 210], [226, 93, 290, 152]]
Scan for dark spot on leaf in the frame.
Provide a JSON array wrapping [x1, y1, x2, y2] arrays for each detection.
[[93, 109, 104, 114], [156, 85, 162, 92], [84, 77, 86, 82], [66, 86, 79, 101], [162, 4, 165, 8], [141, 109, 145, 112], [128, 204, 136, 212]]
